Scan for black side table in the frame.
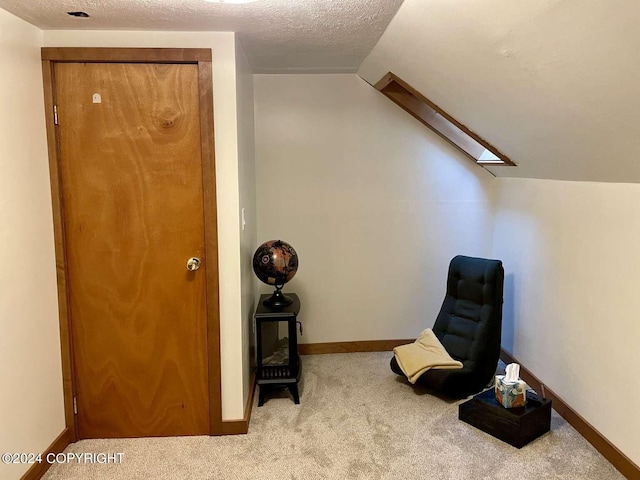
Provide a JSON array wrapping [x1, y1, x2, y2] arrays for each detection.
[[254, 293, 302, 406], [459, 388, 552, 448]]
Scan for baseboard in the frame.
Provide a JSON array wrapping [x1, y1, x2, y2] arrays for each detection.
[[298, 339, 412, 355], [20, 428, 72, 480], [500, 349, 640, 480], [221, 370, 256, 435]]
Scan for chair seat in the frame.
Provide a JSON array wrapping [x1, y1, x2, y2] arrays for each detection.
[[390, 355, 493, 398]]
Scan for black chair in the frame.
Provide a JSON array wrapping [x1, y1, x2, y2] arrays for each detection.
[[391, 255, 504, 398]]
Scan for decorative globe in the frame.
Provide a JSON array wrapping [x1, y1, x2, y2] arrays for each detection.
[[253, 240, 299, 307]]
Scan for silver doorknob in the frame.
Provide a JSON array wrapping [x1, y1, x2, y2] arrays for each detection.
[[186, 257, 201, 271]]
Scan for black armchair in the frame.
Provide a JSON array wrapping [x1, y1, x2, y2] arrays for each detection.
[[391, 255, 504, 398]]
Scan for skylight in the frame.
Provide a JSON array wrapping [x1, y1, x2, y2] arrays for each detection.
[[477, 149, 501, 164], [374, 72, 515, 167]]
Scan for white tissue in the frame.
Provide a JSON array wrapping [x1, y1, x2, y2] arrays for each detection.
[[504, 363, 520, 383]]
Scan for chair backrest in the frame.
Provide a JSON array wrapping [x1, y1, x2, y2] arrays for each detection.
[[432, 255, 504, 376]]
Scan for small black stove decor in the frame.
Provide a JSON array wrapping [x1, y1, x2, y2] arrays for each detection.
[[254, 293, 302, 406]]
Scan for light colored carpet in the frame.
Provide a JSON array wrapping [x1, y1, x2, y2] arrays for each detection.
[[43, 353, 623, 480]]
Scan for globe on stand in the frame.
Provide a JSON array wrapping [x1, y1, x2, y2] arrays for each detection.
[[252, 240, 299, 308]]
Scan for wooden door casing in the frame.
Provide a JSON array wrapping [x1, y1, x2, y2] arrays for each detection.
[[41, 49, 221, 440]]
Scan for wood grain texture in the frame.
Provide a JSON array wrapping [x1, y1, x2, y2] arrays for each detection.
[[20, 428, 72, 480], [500, 349, 640, 479], [298, 339, 414, 355], [42, 47, 211, 63], [56, 62, 209, 438], [197, 61, 223, 436], [221, 371, 256, 435], [375, 72, 516, 167], [41, 60, 78, 442]]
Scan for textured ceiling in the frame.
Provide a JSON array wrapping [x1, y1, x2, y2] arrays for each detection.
[[0, 0, 403, 73], [359, 0, 640, 183]]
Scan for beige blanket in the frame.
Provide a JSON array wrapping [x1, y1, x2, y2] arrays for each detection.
[[393, 329, 463, 384]]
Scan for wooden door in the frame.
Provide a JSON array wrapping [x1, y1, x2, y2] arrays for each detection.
[[55, 62, 210, 438]]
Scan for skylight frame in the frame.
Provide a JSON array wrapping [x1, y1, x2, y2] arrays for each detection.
[[374, 72, 516, 167]]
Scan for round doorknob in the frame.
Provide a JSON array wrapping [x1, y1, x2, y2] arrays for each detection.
[[186, 257, 201, 271]]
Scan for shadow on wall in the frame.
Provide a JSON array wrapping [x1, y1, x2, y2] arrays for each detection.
[[501, 273, 515, 353]]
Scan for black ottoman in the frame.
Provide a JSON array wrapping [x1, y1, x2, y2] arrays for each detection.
[[458, 389, 552, 448]]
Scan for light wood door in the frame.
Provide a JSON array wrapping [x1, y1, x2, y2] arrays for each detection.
[[55, 62, 210, 438]]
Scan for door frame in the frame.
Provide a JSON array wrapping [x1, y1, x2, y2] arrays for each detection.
[[41, 47, 223, 440]]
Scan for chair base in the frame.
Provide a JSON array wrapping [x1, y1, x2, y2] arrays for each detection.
[[390, 356, 494, 399]]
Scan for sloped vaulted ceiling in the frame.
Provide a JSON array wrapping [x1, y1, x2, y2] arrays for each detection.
[[358, 0, 640, 183]]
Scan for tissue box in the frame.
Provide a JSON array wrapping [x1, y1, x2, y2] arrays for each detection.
[[495, 375, 527, 408]]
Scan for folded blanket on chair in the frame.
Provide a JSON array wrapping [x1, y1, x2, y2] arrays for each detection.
[[393, 329, 463, 384]]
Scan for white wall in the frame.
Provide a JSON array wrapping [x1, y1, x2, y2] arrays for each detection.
[[0, 10, 65, 480], [493, 178, 640, 466], [254, 74, 496, 344], [235, 39, 257, 408], [43, 30, 247, 420], [358, 0, 640, 183]]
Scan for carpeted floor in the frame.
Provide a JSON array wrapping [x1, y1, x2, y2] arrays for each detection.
[[43, 353, 623, 480]]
